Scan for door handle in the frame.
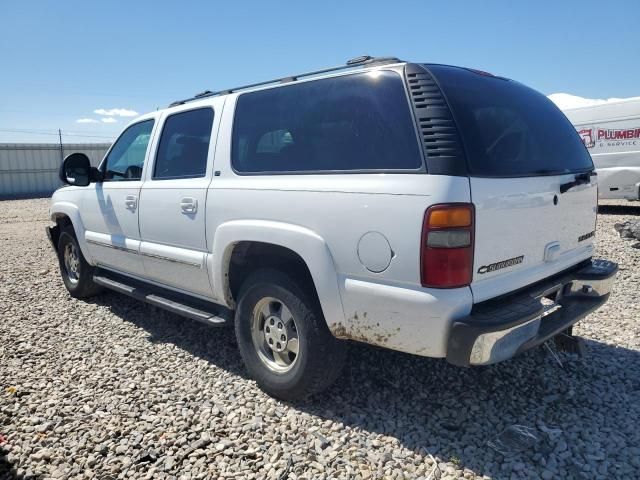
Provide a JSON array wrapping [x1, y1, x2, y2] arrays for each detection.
[[124, 195, 137, 210], [180, 197, 198, 214]]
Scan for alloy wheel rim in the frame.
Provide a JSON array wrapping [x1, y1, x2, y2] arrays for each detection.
[[63, 242, 80, 284], [251, 296, 299, 373]]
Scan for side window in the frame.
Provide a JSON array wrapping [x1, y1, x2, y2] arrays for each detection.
[[153, 108, 214, 180], [231, 71, 422, 173], [103, 120, 154, 181]]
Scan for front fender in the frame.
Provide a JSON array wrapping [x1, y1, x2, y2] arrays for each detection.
[[210, 220, 346, 327], [49, 200, 94, 265]]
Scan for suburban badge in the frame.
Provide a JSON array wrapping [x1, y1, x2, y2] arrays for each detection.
[[578, 231, 595, 242], [477, 255, 525, 274]]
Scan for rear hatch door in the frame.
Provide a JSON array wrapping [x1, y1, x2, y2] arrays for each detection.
[[470, 175, 596, 302], [426, 65, 597, 302]]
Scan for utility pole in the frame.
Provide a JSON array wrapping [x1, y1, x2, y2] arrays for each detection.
[[58, 129, 64, 164]]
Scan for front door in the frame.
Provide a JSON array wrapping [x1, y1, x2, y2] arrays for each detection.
[[81, 118, 156, 276], [138, 104, 221, 297]]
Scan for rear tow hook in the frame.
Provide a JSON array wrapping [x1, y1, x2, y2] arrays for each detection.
[[554, 327, 587, 357]]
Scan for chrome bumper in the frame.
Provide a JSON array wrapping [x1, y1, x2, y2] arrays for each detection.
[[566, 273, 616, 299], [447, 259, 618, 367]]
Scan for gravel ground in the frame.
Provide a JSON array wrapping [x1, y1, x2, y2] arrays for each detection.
[[1, 198, 639, 480]]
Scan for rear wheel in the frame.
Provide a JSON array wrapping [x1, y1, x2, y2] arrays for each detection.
[[250, 296, 300, 373], [57, 227, 102, 298], [235, 269, 346, 400]]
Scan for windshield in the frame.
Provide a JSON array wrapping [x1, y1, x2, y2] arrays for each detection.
[[427, 65, 593, 177]]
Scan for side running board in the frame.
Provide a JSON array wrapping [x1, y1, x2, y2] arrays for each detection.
[[93, 269, 230, 327]]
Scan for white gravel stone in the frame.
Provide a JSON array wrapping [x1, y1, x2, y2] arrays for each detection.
[[0, 198, 639, 479]]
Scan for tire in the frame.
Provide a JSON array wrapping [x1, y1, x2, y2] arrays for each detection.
[[234, 268, 346, 400], [56, 226, 102, 299]]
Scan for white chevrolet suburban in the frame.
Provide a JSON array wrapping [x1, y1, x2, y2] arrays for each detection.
[[48, 56, 618, 400]]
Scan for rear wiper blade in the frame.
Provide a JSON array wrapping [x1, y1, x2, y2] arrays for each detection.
[[532, 169, 564, 175], [559, 171, 596, 194]]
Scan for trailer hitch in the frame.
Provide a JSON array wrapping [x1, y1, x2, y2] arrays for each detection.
[[554, 327, 587, 357]]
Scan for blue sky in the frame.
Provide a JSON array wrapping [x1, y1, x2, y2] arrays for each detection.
[[1, 0, 638, 143]]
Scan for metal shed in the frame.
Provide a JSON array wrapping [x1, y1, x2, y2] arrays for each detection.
[[0, 143, 111, 199]]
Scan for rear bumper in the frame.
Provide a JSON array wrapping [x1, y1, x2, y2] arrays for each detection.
[[447, 258, 618, 366]]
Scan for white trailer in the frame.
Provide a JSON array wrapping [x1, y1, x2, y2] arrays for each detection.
[[561, 98, 640, 200]]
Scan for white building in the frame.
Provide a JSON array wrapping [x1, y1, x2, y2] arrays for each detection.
[[0, 143, 110, 199]]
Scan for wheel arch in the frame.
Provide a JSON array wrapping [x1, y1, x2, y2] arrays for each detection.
[[49, 201, 94, 264], [211, 220, 346, 328]]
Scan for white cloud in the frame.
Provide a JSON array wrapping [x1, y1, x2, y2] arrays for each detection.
[[548, 93, 640, 111], [94, 108, 138, 117], [76, 118, 99, 124], [101, 117, 117, 123]]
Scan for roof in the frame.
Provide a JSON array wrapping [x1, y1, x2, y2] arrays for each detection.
[[168, 56, 404, 108]]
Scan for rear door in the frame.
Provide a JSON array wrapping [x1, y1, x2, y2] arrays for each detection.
[[426, 65, 597, 302], [469, 175, 596, 302], [138, 103, 222, 298]]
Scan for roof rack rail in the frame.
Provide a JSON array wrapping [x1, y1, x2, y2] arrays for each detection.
[[168, 55, 402, 107]]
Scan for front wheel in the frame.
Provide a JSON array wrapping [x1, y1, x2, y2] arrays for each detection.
[[235, 269, 346, 400], [56, 227, 102, 298]]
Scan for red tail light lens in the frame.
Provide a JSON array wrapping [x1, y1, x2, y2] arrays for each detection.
[[421, 204, 474, 288]]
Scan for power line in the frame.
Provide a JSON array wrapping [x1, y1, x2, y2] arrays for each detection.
[[0, 128, 116, 139], [65, 133, 118, 139], [0, 127, 119, 136], [0, 108, 135, 118]]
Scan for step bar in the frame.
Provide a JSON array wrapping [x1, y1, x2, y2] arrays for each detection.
[[93, 269, 231, 327]]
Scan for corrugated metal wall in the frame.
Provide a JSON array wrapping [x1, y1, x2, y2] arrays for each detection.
[[0, 143, 111, 199]]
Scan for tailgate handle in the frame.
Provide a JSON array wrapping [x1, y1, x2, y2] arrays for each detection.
[[544, 241, 561, 262], [560, 171, 596, 194]]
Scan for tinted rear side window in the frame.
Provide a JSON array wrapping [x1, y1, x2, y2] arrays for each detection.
[[232, 71, 422, 173], [154, 108, 214, 180], [427, 65, 593, 177]]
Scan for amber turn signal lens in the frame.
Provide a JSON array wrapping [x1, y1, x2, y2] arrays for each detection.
[[428, 207, 472, 228], [421, 203, 475, 288]]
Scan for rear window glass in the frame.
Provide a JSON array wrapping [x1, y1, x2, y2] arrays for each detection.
[[232, 71, 422, 173], [154, 108, 214, 180], [427, 65, 593, 177]]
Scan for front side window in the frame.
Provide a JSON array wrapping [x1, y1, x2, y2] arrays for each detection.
[[103, 119, 154, 181], [153, 108, 214, 180], [232, 71, 422, 173]]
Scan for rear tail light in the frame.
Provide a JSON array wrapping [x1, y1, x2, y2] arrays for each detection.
[[421, 203, 474, 288]]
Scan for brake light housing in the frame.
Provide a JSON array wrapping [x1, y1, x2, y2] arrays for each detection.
[[421, 203, 475, 288]]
